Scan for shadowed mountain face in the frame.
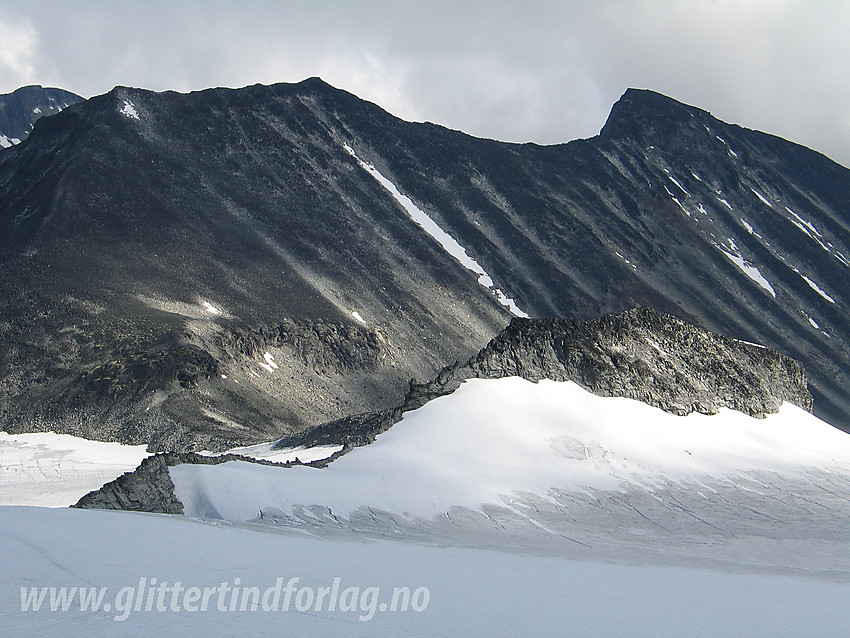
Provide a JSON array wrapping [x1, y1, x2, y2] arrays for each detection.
[[0, 85, 83, 147], [0, 79, 848, 449]]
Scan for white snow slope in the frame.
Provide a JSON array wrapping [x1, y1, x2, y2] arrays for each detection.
[[0, 432, 150, 507], [169, 378, 850, 578], [173, 377, 850, 521], [3, 377, 850, 635]]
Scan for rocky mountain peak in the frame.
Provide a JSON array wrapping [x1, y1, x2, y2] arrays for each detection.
[[599, 88, 715, 148]]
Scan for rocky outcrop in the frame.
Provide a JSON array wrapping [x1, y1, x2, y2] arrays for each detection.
[[73, 451, 303, 513], [76, 344, 221, 399], [272, 409, 398, 450], [274, 307, 813, 452], [217, 319, 391, 376], [454, 308, 812, 417], [73, 453, 188, 513]]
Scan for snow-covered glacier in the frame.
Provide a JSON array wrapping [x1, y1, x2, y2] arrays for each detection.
[[170, 377, 850, 570]]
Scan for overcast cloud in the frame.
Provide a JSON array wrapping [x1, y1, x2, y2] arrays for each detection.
[[1, 0, 848, 166]]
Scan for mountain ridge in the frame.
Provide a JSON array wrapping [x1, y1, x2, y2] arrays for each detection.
[[1, 78, 848, 448], [270, 307, 813, 452]]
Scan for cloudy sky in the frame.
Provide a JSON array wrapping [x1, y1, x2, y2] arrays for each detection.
[[1, 0, 848, 166]]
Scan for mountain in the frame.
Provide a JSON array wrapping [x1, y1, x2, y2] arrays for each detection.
[[1, 79, 848, 451], [0, 85, 83, 147]]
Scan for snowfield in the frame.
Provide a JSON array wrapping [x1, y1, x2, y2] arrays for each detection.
[[2, 505, 850, 637], [0, 432, 150, 507], [172, 378, 850, 520], [3, 377, 850, 635], [720, 249, 777, 297]]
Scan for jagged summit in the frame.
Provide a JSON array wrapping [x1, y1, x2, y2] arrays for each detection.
[[598, 86, 850, 171], [297, 76, 337, 90], [599, 88, 725, 148]]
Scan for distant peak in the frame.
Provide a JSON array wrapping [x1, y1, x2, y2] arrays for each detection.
[[3, 84, 82, 100]]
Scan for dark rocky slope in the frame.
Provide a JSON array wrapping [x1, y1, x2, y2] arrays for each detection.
[[1, 80, 848, 450], [75, 308, 813, 513], [0, 82, 509, 450]]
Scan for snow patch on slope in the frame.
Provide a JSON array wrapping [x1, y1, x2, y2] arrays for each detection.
[[740, 218, 761, 238], [615, 251, 637, 271], [719, 249, 776, 297], [120, 100, 140, 120], [787, 265, 836, 304], [750, 187, 772, 207], [663, 184, 690, 216], [667, 175, 691, 197], [0, 133, 20, 148], [201, 300, 221, 315], [259, 352, 279, 373], [785, 206, 822, 238], [801, 274, 836, 304], [784, 206, 833, 254], [344, 144, 528, 317], [714, 135, 738, 158]]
